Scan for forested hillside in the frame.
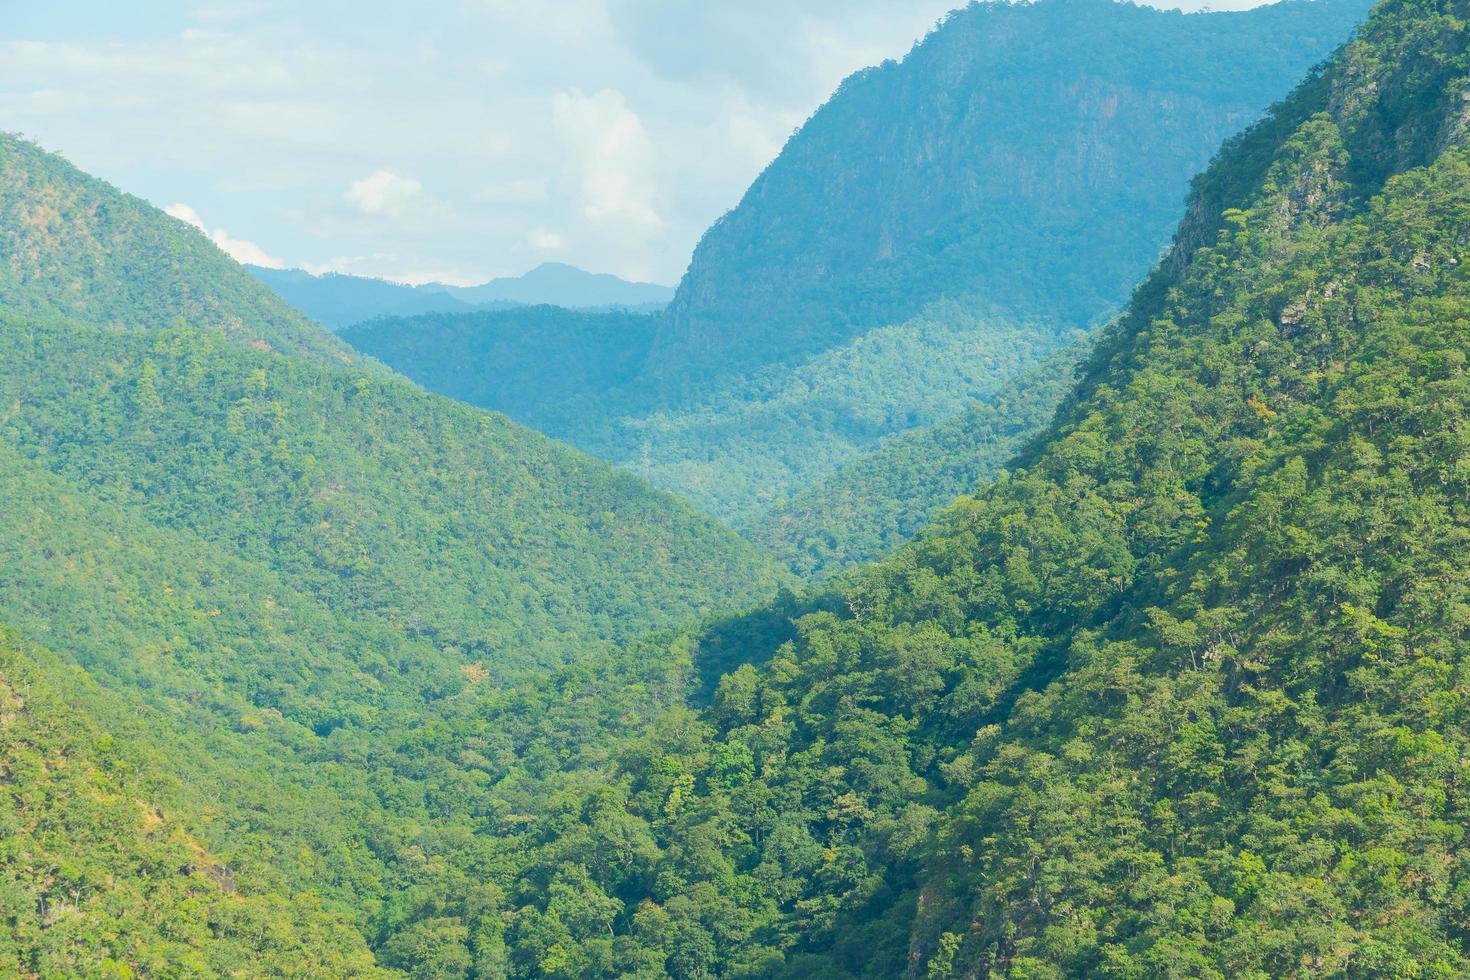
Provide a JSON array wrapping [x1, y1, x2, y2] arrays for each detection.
[[748, 336, 1090, 577], [8, 0, 1469, 974], [426, 0, 1470, 973], [0, 132, 784, 974], [342, 306, 660, 422], [346, 0, 1371, 527], [0, 135, 350, 361], [0, 629, 387, 977]]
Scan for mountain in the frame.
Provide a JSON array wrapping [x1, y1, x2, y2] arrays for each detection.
[[465, 0, 1470, 973], [5, 0, 1468, 973], [440, 262, 675, 309], [0, 131, 785, 973], [0, 136, 352, 362], [346, 0, 1373, 529], [341, 306, 660, 421], [249, 262, 674, 331], [0, 629, 386, 977], [245, 265, 506, 329], [747, 334, 1091, 577]]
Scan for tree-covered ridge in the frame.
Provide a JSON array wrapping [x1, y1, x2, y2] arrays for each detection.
[[0, 429, 724, 975], [747, 336, 1090, 577], [0, 123, 782, 972], [352, 301, 1073, 524], [341, 306, 661, 425], [0, 311, 784, 670], [448, 0, 1470, 973], [0, 629, 386, 978], [0, 133, 349, 361], [4, 0, 1465, 974], [344, 0, 1371, 527]]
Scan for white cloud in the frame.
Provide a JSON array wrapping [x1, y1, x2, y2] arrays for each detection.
[[527, 228, 565, 250], [552, 88, 664, 234], [344, 170, 430, 219], [0, 0, 1280, 285], [165, 202, 285, 268]]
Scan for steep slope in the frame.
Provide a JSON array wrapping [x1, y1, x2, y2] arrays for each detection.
[[251, 262, 672, 331], [0, 134, 350, 361], [349, 0, 1372, 525], [0, 312, 781, 661], [748, 335, 1090, 577], [651, 0, 1368, 377], [457, 0, 1470, 974], [0, 631, 387, 978], [0, 135, 785, 972]]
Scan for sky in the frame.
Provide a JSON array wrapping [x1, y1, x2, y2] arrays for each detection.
[[0, 0, 1266, 287]]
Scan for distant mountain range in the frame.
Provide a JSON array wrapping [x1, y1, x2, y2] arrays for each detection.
[[247, 261, 674, 330]]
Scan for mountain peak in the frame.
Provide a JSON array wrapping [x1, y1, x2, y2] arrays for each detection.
[[250, 261, 674, 329]]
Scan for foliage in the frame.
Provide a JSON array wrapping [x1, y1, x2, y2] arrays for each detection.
[[9, 0, 1470, 975], [0, 629, 387, 977], [0, 134, 351, 361], [343, 306, 660, 422], [344, 0, 1370, 525], [424, 1, 1470, 973], [0, 125, 782, 974], [748, 335, 1092, 576]]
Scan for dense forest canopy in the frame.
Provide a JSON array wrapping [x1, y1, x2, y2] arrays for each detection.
[[0, 136, 352, 362], [441, 0, 1470, 973], [0, 129, 782, 976]]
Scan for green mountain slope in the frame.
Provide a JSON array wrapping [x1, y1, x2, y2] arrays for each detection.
[[0, 312, 780, 662], [455, 0, 1470, 973], [342, 306, 660, 423], [0, 135, 350, 361], [0, 130, 785, 972], [0, 629, 386, 978], [346, 0, 1371, 527], [747, 336, 1090, 577]]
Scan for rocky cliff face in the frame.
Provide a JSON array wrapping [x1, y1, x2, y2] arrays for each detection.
[[651, 0, 1374, 380]]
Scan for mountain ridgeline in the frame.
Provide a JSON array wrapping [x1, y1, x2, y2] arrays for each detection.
[[0, 137, 353, 362], [345, 0, 1373, 548], [249, 262, 674, 331]]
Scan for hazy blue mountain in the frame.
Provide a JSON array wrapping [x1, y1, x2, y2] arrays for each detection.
[[438, 261, 674, 309], [341, 305, 660, 422], [248, 261, 673, 330], [348, 0, 1373, 535]]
